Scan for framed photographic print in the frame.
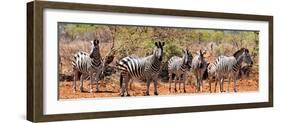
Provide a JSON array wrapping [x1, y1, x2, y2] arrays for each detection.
[[27, 1, 273, 122]]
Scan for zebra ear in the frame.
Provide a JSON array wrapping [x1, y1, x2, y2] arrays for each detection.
[[244, 48, 249, 53], [186, 48, 189, 53], [161, 42, 165, 47], [96, 40, 99, 45], [155, 42, 159, 48]]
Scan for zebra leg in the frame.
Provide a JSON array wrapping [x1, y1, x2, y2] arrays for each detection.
[[220, 77, 225, 92], [178, 76, 181, 93], [219, 78, 222, 92], [179, 76, 183, 93], [234, 77, 237, 92], [73, 71, 77, 93], [153, 79, 158, 95], [196, 77, 199, 93], [209, 79, 212, 93], [80, 74, 85, 92], [120, 74, 125, 97], [89, 73, 94, 93], [198, 77, 202, 92], [200, 78, 203, 92], [145, 79, 150, 96], [218, 77, 222, 93], [183, 74, 187, 93], [125, 77, 130, 96], [227, 77, 231, 92], [174, 77, 178, 93], [214, 77, 218, 93], [129, 79, 133, 91], [95, 72, 100, 92], [169, 74, 172, 93]]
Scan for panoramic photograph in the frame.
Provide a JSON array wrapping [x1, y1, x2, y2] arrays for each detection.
[[58, 22, 259, 99]]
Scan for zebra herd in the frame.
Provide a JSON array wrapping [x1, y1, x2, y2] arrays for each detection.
[[71, 40, 254, 97]]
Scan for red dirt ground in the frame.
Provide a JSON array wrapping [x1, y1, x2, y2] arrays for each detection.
[[59, 72, 258, 99]]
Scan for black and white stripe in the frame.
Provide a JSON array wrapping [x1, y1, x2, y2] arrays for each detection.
[[208, 48, 253, 92], [72, 39, 103, 93], [116, 42, 165, 96], [191, 50, 208, 92], [168, 48, 193, 93]]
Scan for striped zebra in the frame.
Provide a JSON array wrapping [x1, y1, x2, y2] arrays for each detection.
[[206, 62, 217, 92], [208, 48, 253, 92], [168, 48, 193, 93], [116, 41, 165, 96], [72, 39, 105, 93], [191, 50, 208, 92]]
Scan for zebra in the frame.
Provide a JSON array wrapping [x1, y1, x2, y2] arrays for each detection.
[[206, 62, 217, 93], [209, 48, 253, 92], [116, 41, 165, 96], [168, 48, 193, 93], [72, 39, 105, 93], [191, 50, 208, 92]]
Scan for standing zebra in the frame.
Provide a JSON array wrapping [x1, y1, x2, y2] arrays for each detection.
[[206, 62, 217, 93], [72, 39, 106, 93], [116, 41, 165, 96], [168, 48, 193, 93], [209, 48, 253, 92], [191, 50, 208, 92]]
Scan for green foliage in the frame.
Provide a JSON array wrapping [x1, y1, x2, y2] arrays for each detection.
[[59, 23, 259, 60], [163, 42, 182, 61]]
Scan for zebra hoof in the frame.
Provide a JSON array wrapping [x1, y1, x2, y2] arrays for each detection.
[[121, 94, 125, 97], [127, 94, 131, 97], [154, 92, 158, 96], [145, 92, 150, 96], [184, 90, 186, 93]]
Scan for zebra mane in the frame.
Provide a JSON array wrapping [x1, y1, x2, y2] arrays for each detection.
[[233, 48, 249, 59]]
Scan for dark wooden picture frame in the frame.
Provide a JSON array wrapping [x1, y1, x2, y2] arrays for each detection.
[[27, 1, 273, 122]]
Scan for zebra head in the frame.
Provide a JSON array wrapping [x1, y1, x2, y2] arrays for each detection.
[[241, 48, 253, 66], [182, 48, 193, 69], [89, 39, 100, 58], [153, 41, 165, 61], [198, 49, 206, 68], [234, 48, 253, 66]]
